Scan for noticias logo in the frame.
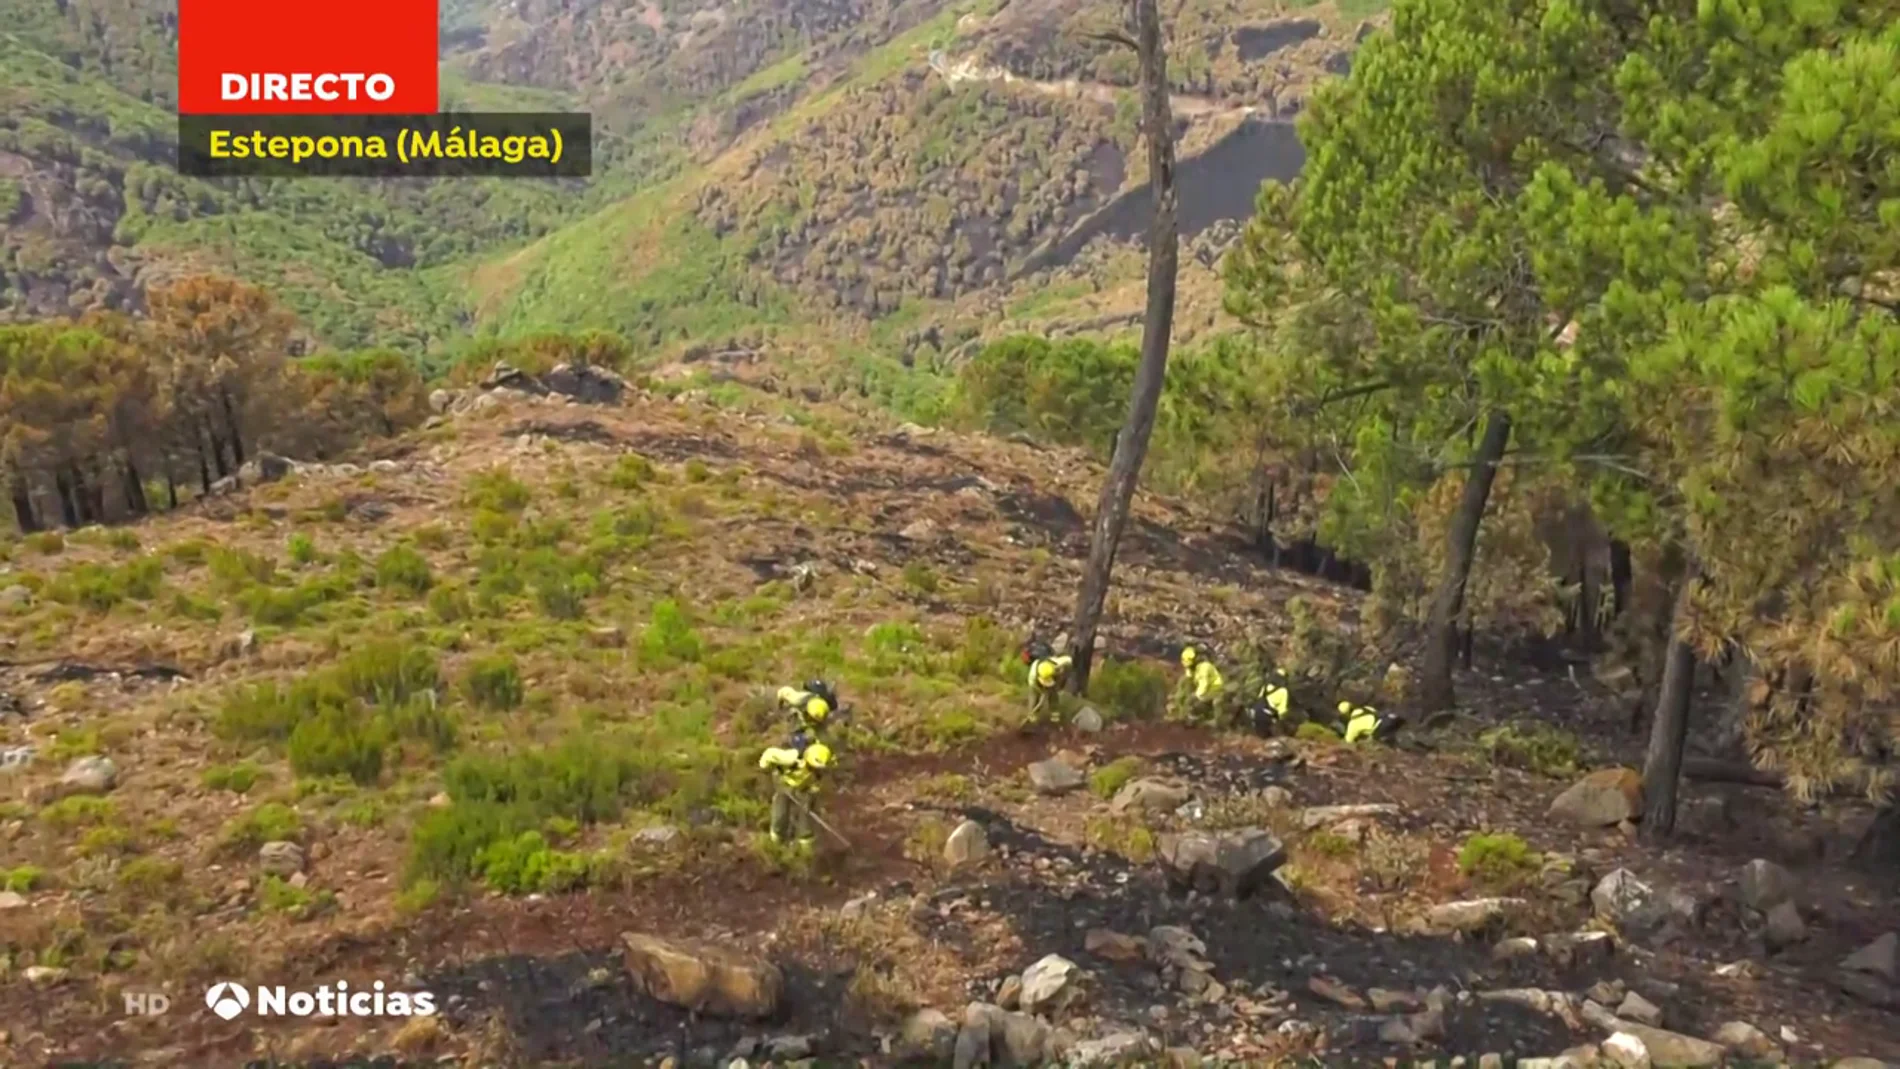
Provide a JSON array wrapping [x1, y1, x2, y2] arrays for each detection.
[[220, 72, 397, 103], [203, 980, 437, 1021]]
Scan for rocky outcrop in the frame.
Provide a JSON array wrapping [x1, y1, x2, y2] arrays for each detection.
[[1156, 828, 1286, 898], [621, 932, 783, 1018]]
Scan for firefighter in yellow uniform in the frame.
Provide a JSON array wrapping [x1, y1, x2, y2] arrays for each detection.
[[1174, 645, 1226, 725], [1245, 667, 1296, 737], [1339, 700, 1405, 744], [759, 735, 833, 850], [1023, 641, 1074, 728], [776, 681, 839, 740]]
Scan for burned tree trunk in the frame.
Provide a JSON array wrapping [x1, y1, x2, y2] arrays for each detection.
[[1068, 0, 1179, 692], [1610, 539, 1632, 619], [1641, 565, 1700, 839], [52, 468, 80, 528], [8, 472, 38, 533], [1418, 410, 1513, 710]]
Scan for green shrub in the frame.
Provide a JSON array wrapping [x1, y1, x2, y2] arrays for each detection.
[[375, 544, 435, 596], [640, 599, 702, 664], [118, 857, 183, 894], [1295, 721, 1341, 743], [1089, 756, 1143, 799], [683, 459, 711, 483], [1087, 658, 1170, 720], [472, 508, 518, 544], [287, 533, 320, 566], [164, 539, 210, 565], [40, 796, 116, 828], [428, 584, 473, 622], [202, 762, 264, 794], [1458, 832, 1541, 888], [386, 697, 459, 753], [221, 802, 304, 848], [45, 556, 166, 611], [950, 617, 1014, 679], [476, 831, 590, 894], [465, 469, 531, 512], [902, 562, 940, 594], [607, 454, 655, 489], [78, 824, 136, 857], [412, 524, 451, 550], [3, 864, 46, 892], [1479, 724, 1586, 778], [24, 531, 65, 555], [463, 654, 525, 710], [287, 709, 389, 784], [208, 547, 277, 592]]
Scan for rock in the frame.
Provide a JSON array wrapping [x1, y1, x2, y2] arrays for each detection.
[[1480, 989, 1586, 1030], [1615, 991, 1663, 1027], [954, 1003, 996, 1069], [0, 585, 31, 611], [1544, 930, 1616, 969], [258, 841, 306, 877], [945, 820, 991, 867], [996, 974, 1023, 1010], [1163, 1047, 1201, 1069], [1709, 1021, 1779, 1060], [899, 1009, 957, 1061], [1067, 1031, 1155, 1067], [428, 791, 451, 808], [1592, 868, 1655, 927], [1110, 778, 1191, 814], [1549, 767, 1644, 827], [1763, 900, 1807, 949], [1426, 897, 1527, 934], [1494, 937, 1541, 962], [1299, 803, 1401, 830], [0, 745, 35, 775], [1019, 954, 1080, 1014], [1837, 969, 1900, 1009], [1306, 975, 1366, 1010], [1479, 1056, 1505, 1069], [1258, 785, 1294, 808], [1072, 707, 1105, 733], [1579, 1002, 1725, 1067], [621, 932, 783, 1018], [764, 1034, 813, 1060], [428, 388, 454, 414], [633, 825, 682, 850], [997, 1012, 1051, 1064], [23, 965, 67, 986], [57, 755, 118, 796], [1842, 932, 1899, 981], [588, 626, 626, 648], [1378, 1007, 1445, 1045], [1084, 929, 1148, 963], [1738, 858, 1797, 912], [1833, 1060, 1892, 1069], [1602, 1032, 1651, 1069], [1156, 828, 1287, 898], [0, 891, 25, 910], [1146, 926, 1208, 969], [1368, 987, 1420, 1012], [899, 519, 941, 542], [1588, 980, 1628, 1005], [1028, 758, 1086, 795], [543, 363, 627, 405], [839, 892, 878, 920], [242, 452, 294, 484]]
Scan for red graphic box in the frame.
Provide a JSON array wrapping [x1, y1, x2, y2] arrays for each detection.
[[178, 0, 439, 114]]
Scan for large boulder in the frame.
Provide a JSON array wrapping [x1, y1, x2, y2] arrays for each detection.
[[1019, 954, 1081, 1014], [1110, 778, 1190, 814], [1549, 768, 1644, 827], [258, 841, 306, 877], [1426, 897, 1528, 934], [1842, 932, 1899, 982], [56, 755, 118, 797], [945, 819, 991, 867], [621, 932, 783, 1018], [899, 1009, 958, 1061], [1028, 757, 1086, 795], [1157, 828, 1287, 898], [1738, 858, 1797, 912], [1068, 1030, 1158, 1067], [544, 362, 627, 405]]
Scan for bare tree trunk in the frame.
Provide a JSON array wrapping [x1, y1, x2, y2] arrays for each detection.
[[1642, 564, 1699, 839], [53, 468, 80, 528], [1067, 0, 1179, 693], [8, 471, 38, 533], [165, 464, 179, 511], [220, 386, 246, 466], [1610, 539, 1632, 619], [122, 454, 149, 516], [1417, 410, 1513, 710]]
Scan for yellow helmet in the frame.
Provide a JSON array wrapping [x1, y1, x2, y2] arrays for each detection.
[[806, 697, 831, 722], [1338, 700, 1354, 716], [1181, 646, 1199, 667], [805, 741, 834, 770]]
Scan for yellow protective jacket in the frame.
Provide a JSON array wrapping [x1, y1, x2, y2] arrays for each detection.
[[1340, 702, 1381, 743], [759, 745, 821, 792], [1259, 676, 1291, 718], [777, 686, 831, 730], [1028, 655, 1073, 691], [1191, 660, 1224, 700]]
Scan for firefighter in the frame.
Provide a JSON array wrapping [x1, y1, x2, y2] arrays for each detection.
[[1338, 699, 1405, 744], [1245, 666, 1296, 737], [776, 680, 839, 740], [1174, 645, 1226, 725], [1023, 640, 1074, 728], [759, 734, 834, 849]]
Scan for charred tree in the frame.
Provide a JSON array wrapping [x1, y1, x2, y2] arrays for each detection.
[[1067, 0, 1179, 691], [1641, 563, 1700, 839], [1418, 410, 1513, 710]]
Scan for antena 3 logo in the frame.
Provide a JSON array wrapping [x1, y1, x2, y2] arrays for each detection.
[[204, 980, 437, 1020], [177, 0, 438, 115]]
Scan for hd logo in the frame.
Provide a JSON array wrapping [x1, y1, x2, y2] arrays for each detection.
[[203, 980, 436, 1019]]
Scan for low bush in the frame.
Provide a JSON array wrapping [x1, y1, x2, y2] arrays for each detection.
[[1457, 831, 1540, 888], [1087, 658, 1170, 720], [375, 544, 435, 597], [463, 654, 525, 711]]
